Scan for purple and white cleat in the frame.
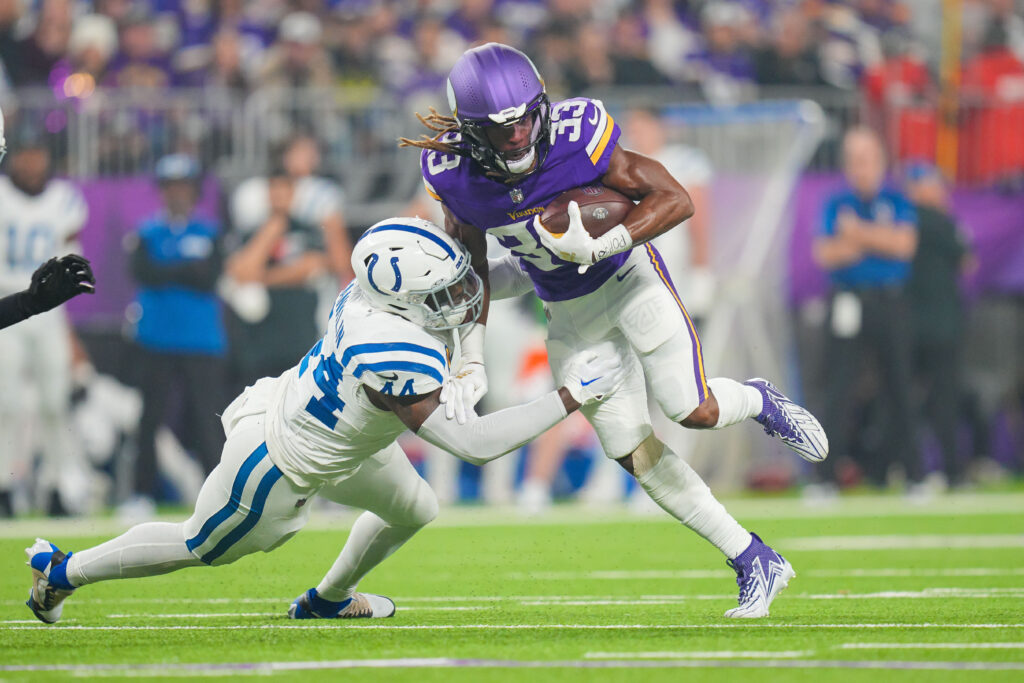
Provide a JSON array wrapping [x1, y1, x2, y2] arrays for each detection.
[[724, 533, 796, 618], [745, 378, 828, 463]]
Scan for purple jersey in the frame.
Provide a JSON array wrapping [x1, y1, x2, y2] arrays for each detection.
[[420, 97, 628, 302]]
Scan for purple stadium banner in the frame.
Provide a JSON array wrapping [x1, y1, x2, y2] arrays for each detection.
[[65, 177, 222, 326]]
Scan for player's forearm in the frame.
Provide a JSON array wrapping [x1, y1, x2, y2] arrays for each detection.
[[623, 188, 695, 244], [813, 237, 863, 270], [856, 223, 917, 261], [0, 291, 35, 330], [416, 390, 572, 465]]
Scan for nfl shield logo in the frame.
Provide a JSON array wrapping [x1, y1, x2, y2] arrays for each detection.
[[510, 188, 524, 204]]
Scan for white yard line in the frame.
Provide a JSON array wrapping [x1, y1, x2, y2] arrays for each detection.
[[509, 567, 1024, 580], [2, 657, 1024, 674], [584, 651, 813, 659], [104, 607, 487, 618], [840, 642, 1024, 650], [3, 623, 1023, 632], [782, 534, 1024, 551]]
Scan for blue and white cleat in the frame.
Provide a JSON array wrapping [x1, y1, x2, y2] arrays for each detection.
[[745, 378, 828, 462], [724, 533, 796, 618], [288, 588, 395, 619], [25, 538, 75, 624]]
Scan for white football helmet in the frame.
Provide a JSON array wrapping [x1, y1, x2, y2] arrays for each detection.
[[352, 217, 483, 330]]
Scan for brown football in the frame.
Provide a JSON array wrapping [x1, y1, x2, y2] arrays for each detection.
[[540, 185, 634, 237]]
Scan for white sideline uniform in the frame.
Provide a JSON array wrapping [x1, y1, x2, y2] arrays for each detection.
[[183, 284, 449, 565], [544, 244, 708, 459], [0, 177, 87, 491]]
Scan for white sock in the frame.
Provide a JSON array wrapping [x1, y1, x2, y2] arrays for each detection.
[[316, 511, 422, 602], [637, 445, 752, 558], [707, 377, 763, 429], [66, 522, 201, 587]]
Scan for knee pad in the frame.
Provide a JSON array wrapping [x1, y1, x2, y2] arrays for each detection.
[[630, 433, 666, 478]]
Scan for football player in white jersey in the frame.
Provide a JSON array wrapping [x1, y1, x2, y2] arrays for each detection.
[[0, 125, 90, 516], [25, 217, 623, 623]]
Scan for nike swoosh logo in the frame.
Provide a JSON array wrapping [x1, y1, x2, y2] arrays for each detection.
[[380, 373, 398, 381], [589, 109, 600, 125], [615, 265, 637, 281], [581, 377, 600, 386]]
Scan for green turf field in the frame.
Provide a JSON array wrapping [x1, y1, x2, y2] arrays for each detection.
[[2, 492, 1023, 681]]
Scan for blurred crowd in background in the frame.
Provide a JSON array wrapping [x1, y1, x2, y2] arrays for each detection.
[[0, 0, 1022, 519]]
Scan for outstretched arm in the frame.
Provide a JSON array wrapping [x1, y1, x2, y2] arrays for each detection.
[[366, 352, 623, 465]]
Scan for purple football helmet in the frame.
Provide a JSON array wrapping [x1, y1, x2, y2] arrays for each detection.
[[446, 43, 551, 181]]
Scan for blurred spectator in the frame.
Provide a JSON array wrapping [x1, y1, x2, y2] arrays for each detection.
[[607, 11, 671, 87], [256, 11, 334, 89], [643, 0, 701, 85], [818, 0, 883, 89], [178, 28, 251, 91], [904, 163, 973, 489], [812, 127, 920, 494], [566, 21, 615, 92], [959, 20, 1024, 185], [0, 125, 89, 516], [754, 8, 827, 87], [126, 154, 226, 514], [108, 8, 171, 90], [231, 134, 352, 281], [622, 107, 714, 322], [686, 2, 756, 104], [224, 165, 327, 392], [49, 14, 118, 92], [862, 30, 935, 162], [4, 0, 73, 87]]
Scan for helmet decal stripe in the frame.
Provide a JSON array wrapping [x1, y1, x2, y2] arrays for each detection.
[[365, 252, 383, 293], [389, 257, 403, 292], [364, 224, 456, 259]]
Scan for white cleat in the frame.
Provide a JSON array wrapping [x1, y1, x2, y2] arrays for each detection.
[[25, 538, 75, 624], [288, 588, 396, 619], [724, 533, 796, 619]]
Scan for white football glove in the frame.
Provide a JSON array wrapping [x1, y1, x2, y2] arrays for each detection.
[[535, 201, 633, 275], [561, 351, 626, 406], [439, 361, 488, 424]]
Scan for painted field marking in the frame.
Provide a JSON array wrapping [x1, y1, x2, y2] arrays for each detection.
[[840, 642, 1024, 650], [584, 651, 812, 659], [3, 623, 1024, 632], [103, 606, 487, 619], [509, 567, 1024, 581], [2, 658, 1024, 673], [783, 534, 1024, 551]]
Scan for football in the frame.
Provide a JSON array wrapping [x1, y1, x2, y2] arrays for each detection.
[[540, 185, 634, 237]]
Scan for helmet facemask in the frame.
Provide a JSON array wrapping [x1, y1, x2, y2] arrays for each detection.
[[418, 258, 484, 330], [456, 91, 551, 183]]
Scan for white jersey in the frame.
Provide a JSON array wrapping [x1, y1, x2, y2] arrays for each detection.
[[230, 175, 344, 233], [249, 284, 452, 488], [0, 176, 87, 294]]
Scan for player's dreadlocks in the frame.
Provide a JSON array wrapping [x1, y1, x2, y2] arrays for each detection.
[[397, 108, 464, 157]]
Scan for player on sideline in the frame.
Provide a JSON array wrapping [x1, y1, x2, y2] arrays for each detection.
[[0, 110, 93, 330], [25, 217, 624, 623], [400, 43, 829, 618]]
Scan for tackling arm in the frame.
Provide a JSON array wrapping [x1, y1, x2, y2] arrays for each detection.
[[369, 386, 575, 466]]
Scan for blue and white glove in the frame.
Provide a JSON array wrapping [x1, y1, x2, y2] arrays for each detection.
[[535, 201, 632, 275], [561, 351, 626, 406]]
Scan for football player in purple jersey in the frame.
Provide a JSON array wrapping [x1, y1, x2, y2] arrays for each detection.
[[401, 43, 830, 618]]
